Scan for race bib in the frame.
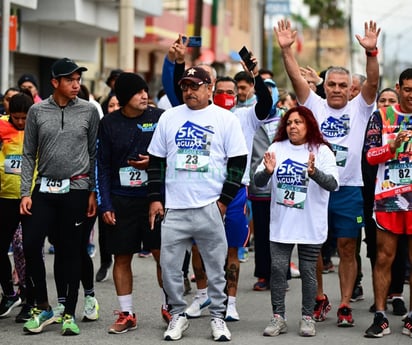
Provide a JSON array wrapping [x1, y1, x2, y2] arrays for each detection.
[[4, 154, 22, 174], [39, 177, 70, 194], [119, 167, 148, 187], [331, 143, 348, 167], [389, 161, 412, 185], [175, 149, 210, 172], [276, 183, 307, 209]]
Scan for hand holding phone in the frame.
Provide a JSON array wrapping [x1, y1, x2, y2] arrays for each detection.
[[238, 46, 257, 72], [182, 36, 202, 48]]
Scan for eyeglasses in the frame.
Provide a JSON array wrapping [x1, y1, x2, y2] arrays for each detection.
[[180, 82, 205, 91]]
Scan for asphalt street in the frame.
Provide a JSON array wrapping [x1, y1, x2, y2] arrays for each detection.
[[1, 231, 412, 345]]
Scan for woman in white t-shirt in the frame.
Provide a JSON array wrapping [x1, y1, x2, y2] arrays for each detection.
[[254, 105, 339, 337]]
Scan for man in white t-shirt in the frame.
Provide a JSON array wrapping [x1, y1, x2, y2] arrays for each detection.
[[274, 19, 380, 327], [147, 66, 248, 342]]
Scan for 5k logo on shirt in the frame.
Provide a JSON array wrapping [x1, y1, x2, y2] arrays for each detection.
[[276, 159, 307, 185], [320, 114, 350, 138], [175, 121, 214, 150]]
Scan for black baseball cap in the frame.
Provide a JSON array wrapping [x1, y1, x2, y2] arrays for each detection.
[[51, 58, 87, 78]]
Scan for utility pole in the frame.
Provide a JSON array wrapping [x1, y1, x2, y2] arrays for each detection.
[[118, 0, 134, 71], [192, 0, 203, 64], [1, 0, 11, 93]]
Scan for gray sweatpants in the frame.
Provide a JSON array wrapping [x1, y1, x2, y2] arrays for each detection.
[[160, 202, 228, 318], [269, 241, 322, 318]]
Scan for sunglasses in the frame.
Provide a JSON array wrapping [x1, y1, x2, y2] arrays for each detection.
[[180, 82, 205, 91]]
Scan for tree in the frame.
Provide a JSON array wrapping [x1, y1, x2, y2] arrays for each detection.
[[303, 0, 346, 68]]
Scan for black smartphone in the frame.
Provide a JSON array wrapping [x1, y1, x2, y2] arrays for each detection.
[[182, 36, 202, 47], [238, 46, 256, 71]]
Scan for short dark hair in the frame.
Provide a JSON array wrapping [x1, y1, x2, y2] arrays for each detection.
[[234, 71, 253, 84], [399, 68, 412, 86], [215, 76, 237, 88], [9, 91, 34, 114], [258, 68, 273, 78]]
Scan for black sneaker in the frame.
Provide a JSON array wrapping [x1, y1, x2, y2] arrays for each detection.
[[392, 298, 407, 316], [15, 304, 33, 323], [96, 262, 111, 282], [402, 316, 412, 337], [350, 285, 364, 302], [365, 313, 391, 338], [0, 293, 21, 317]]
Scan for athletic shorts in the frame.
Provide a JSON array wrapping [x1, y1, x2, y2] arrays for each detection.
[[106, 194, 158, 254], [328, 186, 364, 239], [225, 186, 250, 247], [375, 211, 412, 235]]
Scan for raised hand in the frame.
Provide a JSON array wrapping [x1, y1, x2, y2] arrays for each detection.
[[355, 20, 381, 51], [274, 19, 297, 49]]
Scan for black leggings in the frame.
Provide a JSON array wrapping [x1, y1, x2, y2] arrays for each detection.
[[22, 186, 89, 316], [53, 215, 96, 304], [0, 198, 21, 296]]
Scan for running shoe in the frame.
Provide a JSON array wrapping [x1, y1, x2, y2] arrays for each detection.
[[96, 262, 111, 282], [350, 284, 364, 302], [0, 293, 21, 317], [164, 313, 189, 341], [87, 243, 96, 258], [185, 296, 211, 318], [225, 302, 239, 322], [299, 315, 316, 337], [290, 262, 300, 278], [83, 296, 99, 321], [402, 316, 412, 337], [337, 305, 354, 327], [322, 261, 335, 274], [108, 311, 137, 334], [364, 312, 390, 338], [313, 294, 331, 322], [52, 303, 65, 324], [211, 317, 231, 341], [238, 247, 249, 263], [263, 314, 288, 336], [253, 278, 270, 291], [62, 314, 80, 336], [161, 305, 172, 324], [15, 303, 32, 323], [392, 298, 407, 316], [23, 307, 54, 333]]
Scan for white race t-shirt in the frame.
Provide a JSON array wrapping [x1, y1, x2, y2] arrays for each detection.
[[255, 140, 338, 244], [233, 105, 264, 185], [304, 91, 375, 186], [148, 103, 248, 209]]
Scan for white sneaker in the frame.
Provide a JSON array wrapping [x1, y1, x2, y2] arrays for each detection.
[[225, 303, 239, 321], [290, 262, 300, 278], [164, 313, 189, 340], [52, 303, 65, 324], [83, 296, 99, 321], [185, 296, 211, 318], [263, 314, 288, 336], [299, 316, 316, 337], [211, 317, 231, 341]]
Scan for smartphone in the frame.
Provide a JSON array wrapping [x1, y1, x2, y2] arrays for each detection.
[[238, 46, 256, 71], [182, 36, 202, 48]]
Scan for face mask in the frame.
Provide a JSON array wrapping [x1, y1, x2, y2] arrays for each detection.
[[213, 93, 236, 110]]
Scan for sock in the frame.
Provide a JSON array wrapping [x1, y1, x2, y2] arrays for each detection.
[[197, 288, 208, 303], [160, 288, 167, 307], [84, 288, 95, 297], [118, 294, 133, 314], [376, 310, 387, 318], [228, 296, 236, 305]]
